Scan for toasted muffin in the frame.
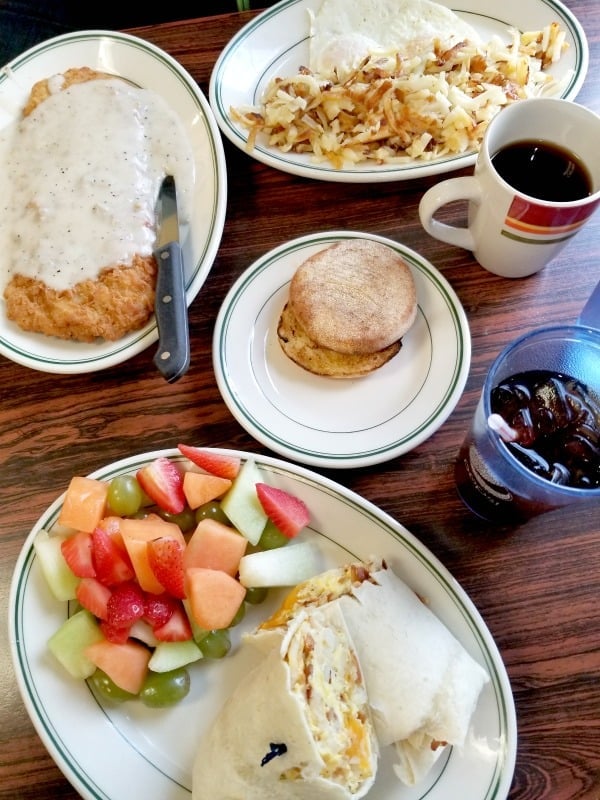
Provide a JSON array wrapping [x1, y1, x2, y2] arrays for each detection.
[[3, 68, 158, 343], [277, 239, 417, 378]]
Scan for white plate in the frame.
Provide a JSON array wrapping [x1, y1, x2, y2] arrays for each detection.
[[213, 231, 471, 469], [0, 31, 228, 374], [209, 0, 588, 182], [9, 447, 516, 800]]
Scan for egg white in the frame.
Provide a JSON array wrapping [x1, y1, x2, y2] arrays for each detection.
[[309, 0, 481, 79]]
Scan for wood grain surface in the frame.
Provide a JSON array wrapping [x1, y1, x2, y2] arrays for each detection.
[[1, 3, 599, 798]]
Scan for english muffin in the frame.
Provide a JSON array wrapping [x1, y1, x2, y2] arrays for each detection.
[[277, 239, 417, 378]]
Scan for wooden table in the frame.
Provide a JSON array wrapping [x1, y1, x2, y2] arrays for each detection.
[[1, 3, 599, 798]]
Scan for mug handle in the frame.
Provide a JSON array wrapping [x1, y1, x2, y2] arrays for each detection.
[[418, 176, 481, 251]]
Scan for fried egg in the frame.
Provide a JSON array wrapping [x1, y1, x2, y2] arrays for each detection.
[[309, 0, 481, 79]]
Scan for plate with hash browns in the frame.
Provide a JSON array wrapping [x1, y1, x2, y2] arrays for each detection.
[[209, 0, 588, 182]]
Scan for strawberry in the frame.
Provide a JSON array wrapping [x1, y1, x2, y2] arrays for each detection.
[[106, 582, 145, 629], [153, 602, 193, 642], [99, 620, 131, 644], [92, 526, 135, 586], [144, 593, 178, 629], [255, 483, 310, 538], [76, 577, 112, 619], [177, 445, 241, 480], [147, 537, 186, 599], [136, 457, 185, 514], [61, 531, 96, 578]]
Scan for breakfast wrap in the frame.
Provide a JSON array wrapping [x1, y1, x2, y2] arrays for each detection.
[[248, 560, 490, 786], [192, 603, 378, 799]]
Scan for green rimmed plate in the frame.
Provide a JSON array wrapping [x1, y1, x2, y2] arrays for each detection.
[[9, 447, 516, 800], [0, 31, 227, 374], [209, 0, 588, 183], [213, 231, 471, 468]]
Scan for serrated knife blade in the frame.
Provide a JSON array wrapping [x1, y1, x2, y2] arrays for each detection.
[[153, 175, 190, 382]]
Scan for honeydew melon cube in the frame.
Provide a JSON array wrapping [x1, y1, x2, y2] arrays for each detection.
[[238, 541, 323, 588], [182, 599, 209, 644], [220, 459, 268, 545], [47, 609, 104, 679], [129, 619, 160, 648], [148, 640, 203, 673], [34, 529, 80, 601]]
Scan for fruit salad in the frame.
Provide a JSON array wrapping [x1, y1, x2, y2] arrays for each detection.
[[35, 447, 320, 708]]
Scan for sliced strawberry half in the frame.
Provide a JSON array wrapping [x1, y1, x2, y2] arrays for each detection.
[[255, 483, 310, 538], [99, 620, 131, 644], [136, 457, 185, 514], [106, 581, 146, 629], [177, 445, 241, 480], [92, 526, 135, 586], [147, 537, 186, 600], [153, 602, 193, 642], [144, 593, 178, 629], [61, 531, 96, 578], [76, 577, 112, 619]]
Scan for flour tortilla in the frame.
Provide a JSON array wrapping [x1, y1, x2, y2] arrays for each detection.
[[248, 561, 489, 786], [192, 604, 378, 799]]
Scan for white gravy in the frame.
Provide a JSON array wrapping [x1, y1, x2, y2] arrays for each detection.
[[0, 75, 195, 293]]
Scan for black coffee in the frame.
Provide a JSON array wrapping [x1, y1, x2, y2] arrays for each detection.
[[491, 139, 593, 202]]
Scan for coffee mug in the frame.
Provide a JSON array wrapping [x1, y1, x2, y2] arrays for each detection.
[[418, 98, 600, 278]]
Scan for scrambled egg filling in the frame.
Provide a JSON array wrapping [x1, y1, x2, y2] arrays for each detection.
[[285, 613, 374, 793], [260, 561, 376, 630]]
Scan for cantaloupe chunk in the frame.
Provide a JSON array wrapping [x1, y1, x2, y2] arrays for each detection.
[[97, 515, 128, 555], [120, 515, 185, 593], [84, 639, 151, 695], [183, 519, 247, 577], [58, 476, 108, 533], [185, 567, 246, 630], [182, 471, 232, 509]]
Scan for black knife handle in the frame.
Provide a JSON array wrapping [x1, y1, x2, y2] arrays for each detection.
[[153, 241, 190, 383]]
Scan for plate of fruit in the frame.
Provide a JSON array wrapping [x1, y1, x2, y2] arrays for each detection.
[[9, 447, 516, 800]]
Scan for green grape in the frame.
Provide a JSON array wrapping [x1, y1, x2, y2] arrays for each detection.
[[258, 520, 288, 550], [194, 501, 230, 526], [245, 585, 269, 605], [229, 602, 246, 627], [198, 629, 231, 659], [89, 669, 137, 703], [107, 475, 144, 516], [139, 667, 190, 708], [157, 506, 196, 533]]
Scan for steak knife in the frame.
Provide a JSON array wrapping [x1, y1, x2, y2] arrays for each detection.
[[153, 175, 190, 382]]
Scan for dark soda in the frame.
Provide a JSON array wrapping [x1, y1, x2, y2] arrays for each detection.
[[490, 370, 600, 489], [455, 369, 600, 523]]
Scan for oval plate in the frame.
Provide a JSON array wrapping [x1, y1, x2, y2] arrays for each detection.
[[213, 231, 471, 468], [9, 447, 516, 800], [0, 31, 227, 374], [209, 0, 588, 183]]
